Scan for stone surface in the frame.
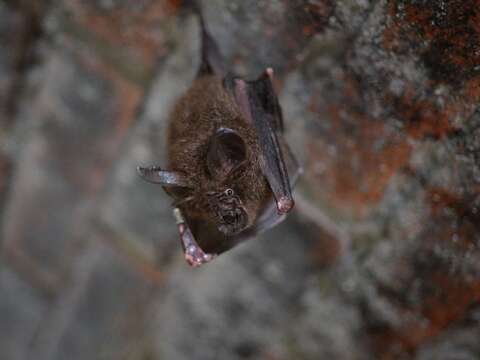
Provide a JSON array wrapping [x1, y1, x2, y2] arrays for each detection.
[[0, 266, 49, 360], [1, 1, 479, 359]]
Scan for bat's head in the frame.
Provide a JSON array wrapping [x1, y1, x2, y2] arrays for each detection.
[[206, 187, 248, 235], [137, 125, 255, 238], [204, 127, 251, 235]]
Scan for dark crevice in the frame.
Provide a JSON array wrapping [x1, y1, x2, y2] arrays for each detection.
[[0, 0, 48, 263], [1, 0, 48, 128]]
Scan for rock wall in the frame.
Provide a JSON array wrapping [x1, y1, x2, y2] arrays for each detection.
[[1, 1, 479, 359]]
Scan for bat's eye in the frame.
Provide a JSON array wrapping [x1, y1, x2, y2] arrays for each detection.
[[225, 188, 234, 196]]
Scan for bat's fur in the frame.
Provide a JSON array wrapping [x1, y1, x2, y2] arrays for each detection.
[[167, 75, 270, 234]]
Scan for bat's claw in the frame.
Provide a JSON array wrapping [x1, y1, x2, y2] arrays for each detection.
[[277, 196, 294, 214], [184, 244, 216, 267], [265, 67, 274, 80]]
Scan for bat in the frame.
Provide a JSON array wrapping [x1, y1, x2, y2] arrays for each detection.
[[137, 11, 300, 267]]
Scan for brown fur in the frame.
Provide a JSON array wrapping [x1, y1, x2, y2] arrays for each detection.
[[166, 75, 270, 228]]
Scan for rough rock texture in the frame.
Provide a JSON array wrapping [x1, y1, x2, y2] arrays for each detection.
[[1, 1, 479, 359]]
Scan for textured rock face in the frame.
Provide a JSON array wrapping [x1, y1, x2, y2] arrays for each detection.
[[1, 1, 479, 359]]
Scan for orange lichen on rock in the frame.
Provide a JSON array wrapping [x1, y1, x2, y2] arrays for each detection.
[[372, 187, 480, 357], [373, 278, 480, 359], [384, 0, 480, 88], [382, 0, 480, 142], [66, 0, 176, 69], [296, 1, 334, 34], [386, 86, 459, 140], [306, 74, 412, 216]]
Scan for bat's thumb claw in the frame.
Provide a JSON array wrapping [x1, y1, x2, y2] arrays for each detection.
[[266, 67, 274, 79], [277, 197, 294, 214]]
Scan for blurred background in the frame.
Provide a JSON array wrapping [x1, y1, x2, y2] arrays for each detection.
[[1, 0, 480, 359]]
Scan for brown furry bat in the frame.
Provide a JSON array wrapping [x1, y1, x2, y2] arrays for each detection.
[[137, 13, 300, 266]]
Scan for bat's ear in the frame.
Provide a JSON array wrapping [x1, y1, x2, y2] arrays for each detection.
[[137, 166, 193, 188], [207, 128, 247, 179]]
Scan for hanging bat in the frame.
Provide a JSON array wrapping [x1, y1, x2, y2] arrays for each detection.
[[137, 13, 300, 267]]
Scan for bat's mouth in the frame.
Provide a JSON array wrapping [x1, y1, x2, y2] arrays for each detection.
[[218, 207, 248, 235], [208, 188, 248, 235]]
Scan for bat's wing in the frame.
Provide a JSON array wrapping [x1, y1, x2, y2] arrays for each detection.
[[249, 136, 301, 232], [220, 139, 301, 252], [207, 72, 302, 254], [229, 68, 296, 214]]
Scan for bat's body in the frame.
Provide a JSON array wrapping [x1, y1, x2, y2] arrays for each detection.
[[167, 76, 270, 242], [138, 12, 300, 266]]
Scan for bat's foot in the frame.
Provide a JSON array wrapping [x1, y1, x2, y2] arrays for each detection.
[[184, 243, 216, 267], [174, 208, 217, 267]]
